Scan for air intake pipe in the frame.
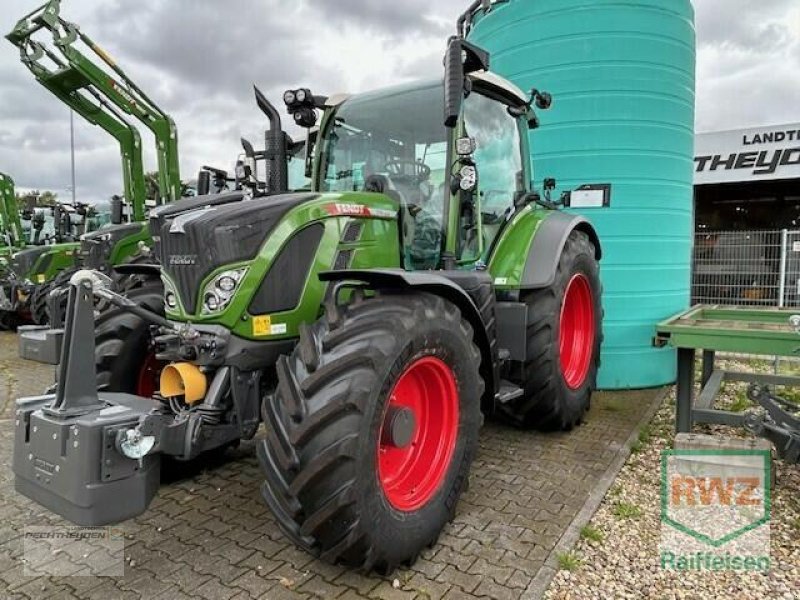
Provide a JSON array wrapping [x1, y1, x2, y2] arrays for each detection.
[[254, 86, 288, 194]]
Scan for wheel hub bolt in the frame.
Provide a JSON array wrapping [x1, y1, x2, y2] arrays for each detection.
[[381, 406, 416, 449]]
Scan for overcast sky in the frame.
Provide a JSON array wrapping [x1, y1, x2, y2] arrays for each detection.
[[0, 0, 798, 204]]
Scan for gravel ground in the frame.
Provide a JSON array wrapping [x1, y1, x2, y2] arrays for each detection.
[[545, 360, 800, 600]]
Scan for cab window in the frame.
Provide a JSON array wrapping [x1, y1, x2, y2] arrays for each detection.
[[462, 91, 524, 260]]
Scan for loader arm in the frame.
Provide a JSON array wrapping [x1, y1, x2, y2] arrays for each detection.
[[7, 0, 181, 205], [0, 172, 24, 248], [9, 38, 148, 221]]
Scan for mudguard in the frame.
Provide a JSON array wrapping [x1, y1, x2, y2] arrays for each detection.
[[320, 268, 497, 397], [113, 263, 161, 278], [522, 211, 601, 289], [489, 208, 601, 291]]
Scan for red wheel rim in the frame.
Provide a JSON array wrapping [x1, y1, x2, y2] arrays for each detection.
[[378, 356, 459, 512], [559, 274, 596, 390], [136, 352, 164, 397]]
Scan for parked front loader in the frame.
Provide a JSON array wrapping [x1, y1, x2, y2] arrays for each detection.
[[7, 0, 185, 324], [15, 4, 602, 573]]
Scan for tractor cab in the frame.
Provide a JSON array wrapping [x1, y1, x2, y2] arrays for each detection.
[[307, 70, 536, 272]]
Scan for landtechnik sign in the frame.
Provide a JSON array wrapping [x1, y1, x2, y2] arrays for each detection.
[[660, 450, 771, 572], [694, 123, 800, 185]]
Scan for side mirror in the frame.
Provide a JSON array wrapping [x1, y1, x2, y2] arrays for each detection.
[[444, 38, 490, 128], [110, 195, 124, 225], [197, 171, 211, 196]]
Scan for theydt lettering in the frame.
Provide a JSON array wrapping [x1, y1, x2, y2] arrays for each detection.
[[694, 148, 800, 175]]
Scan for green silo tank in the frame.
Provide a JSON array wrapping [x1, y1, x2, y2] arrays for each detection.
[[469, 0, 696, 389]]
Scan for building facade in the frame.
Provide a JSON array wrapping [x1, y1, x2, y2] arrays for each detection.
[[694, 123, 800, 230]]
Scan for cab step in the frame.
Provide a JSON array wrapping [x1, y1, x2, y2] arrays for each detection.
[[496, 381, 524, 404]]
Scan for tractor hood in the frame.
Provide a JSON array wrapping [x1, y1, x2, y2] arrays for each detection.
[[80, 222, 146, 270], [156, 192, 319, 314], [7, 246, 49, 279]]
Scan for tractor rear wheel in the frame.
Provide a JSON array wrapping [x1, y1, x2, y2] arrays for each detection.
[[258, 291, 483, 573], [94, 280, 165, 394], [501, 230, 602, 430]]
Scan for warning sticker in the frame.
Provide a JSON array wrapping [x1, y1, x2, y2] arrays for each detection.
[[252, 315, 271, 336], [270, 323, 287, 336]]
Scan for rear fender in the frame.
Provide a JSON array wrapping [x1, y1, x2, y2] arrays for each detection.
[[489, 208, 601, 291]]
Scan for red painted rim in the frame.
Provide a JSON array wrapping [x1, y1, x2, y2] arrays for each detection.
[[136, 352, 163, 397], [378, 356, 459, 512], [559, 274, 596, 390]]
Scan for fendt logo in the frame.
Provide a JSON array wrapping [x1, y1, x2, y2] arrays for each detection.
[[168, 255, 197, 266], [660, 450, 771, 572]]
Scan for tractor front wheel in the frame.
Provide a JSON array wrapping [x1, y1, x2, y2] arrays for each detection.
[[258, 291, 483, 573], [94, 280, 165, 394], [29, 281, 53, 325], [501, 230, 602, 430]]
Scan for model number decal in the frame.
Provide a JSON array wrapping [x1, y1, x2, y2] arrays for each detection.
[[324, 203, 396, 219]]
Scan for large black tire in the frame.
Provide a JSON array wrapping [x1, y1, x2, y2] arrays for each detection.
[[500, 230, 602, 430], [38, 267, 79, 326], [94, 280, 164, 393], [29, 281, 53, 325], [112, 252, 161, 296], [258, 291, 483, 573]]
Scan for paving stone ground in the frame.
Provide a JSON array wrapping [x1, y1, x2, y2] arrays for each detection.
[[0, 331, 662, 599]]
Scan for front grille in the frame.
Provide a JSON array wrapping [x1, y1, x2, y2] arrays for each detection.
[[249, 224, 324, 315], [160, 193, 317, 314]]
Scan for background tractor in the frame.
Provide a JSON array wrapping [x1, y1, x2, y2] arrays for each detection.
[[0, 191, 104, 328], [15, 5, 603, 573]]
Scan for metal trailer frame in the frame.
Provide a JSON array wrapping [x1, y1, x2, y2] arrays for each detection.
[[656, 305, 800, 462]]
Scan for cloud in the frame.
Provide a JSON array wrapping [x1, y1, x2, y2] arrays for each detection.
[[0, 0, 797, 203]]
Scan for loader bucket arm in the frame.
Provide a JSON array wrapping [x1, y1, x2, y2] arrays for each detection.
[[9, 38, 148, 221], [0, 172, 24, 248], [7, 0, 181, 205]]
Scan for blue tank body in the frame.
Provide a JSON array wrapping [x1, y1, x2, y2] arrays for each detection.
[[470, 0, 696, 389]]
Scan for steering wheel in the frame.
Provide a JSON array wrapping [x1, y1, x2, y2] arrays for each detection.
[[383, 159, 430, 183]]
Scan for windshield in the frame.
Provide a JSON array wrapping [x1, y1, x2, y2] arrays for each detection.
[[320, 81, 447, 269]]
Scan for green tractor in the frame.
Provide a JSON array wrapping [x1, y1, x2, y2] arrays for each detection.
[[7, 0, 185, 324], [0, 193, 104, 327], [15, 11, 602, 573]]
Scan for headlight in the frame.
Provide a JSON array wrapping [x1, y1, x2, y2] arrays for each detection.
[[295, 89, 307, 103], [165, 291, 178, 309], [283, 90, 296, 105], [217, 276, 236, 292], [162, 276, 182, 312], [459, 165, 478, 191], [201, 268, 247, 315]]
